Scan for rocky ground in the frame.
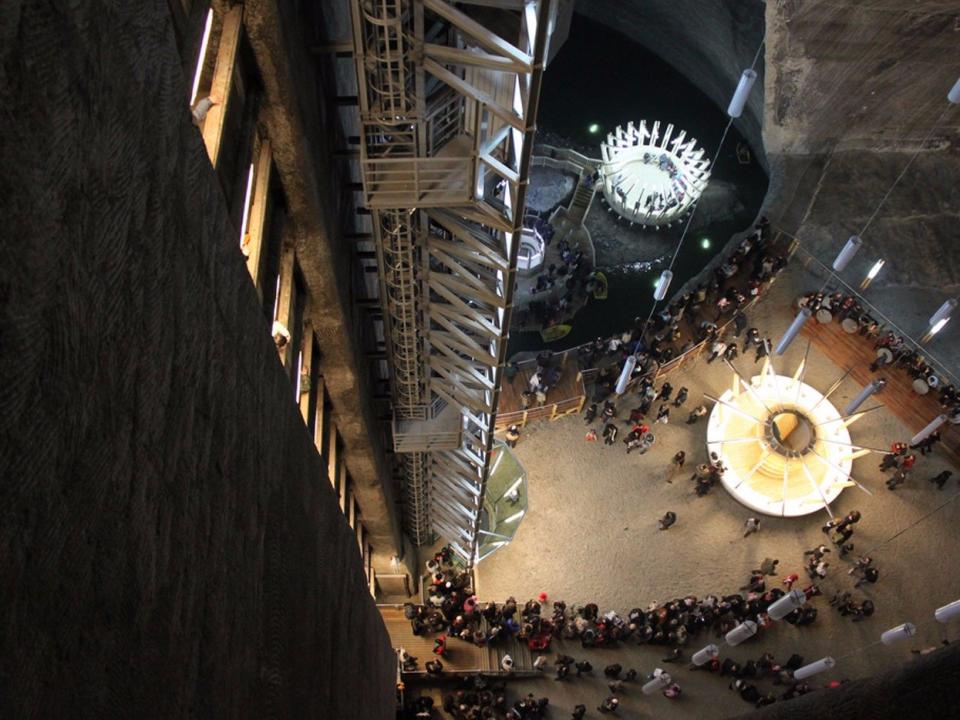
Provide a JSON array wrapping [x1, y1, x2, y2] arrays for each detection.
[[478, 266, 960, 719]]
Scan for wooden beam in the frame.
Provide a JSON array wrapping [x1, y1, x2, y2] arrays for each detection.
[[298, 323, 315, 423], [314, 377, 327, 455], [244, 139, 272, 288], [275, 246, 296, 367], [424, 43, 528, 73], [423, 58, 524, 131], [422, 0, 531, 67], [328, 420, 339, 489], [201, 5, 242, 167]]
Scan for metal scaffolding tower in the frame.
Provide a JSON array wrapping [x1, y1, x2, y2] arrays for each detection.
[[350, 0, 558, 562]]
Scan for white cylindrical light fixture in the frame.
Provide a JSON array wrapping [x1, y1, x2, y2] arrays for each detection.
[[880, 622, 917, 645], [793, 657, 836, 681], [653, 270, 674, 301], [727, 69, 758, 118], [767, 589, 806, 621], [910, 414, 947, 446], [775, 307, 812, 355], [844, 379, 884, 416], [929, 299, 957, 328], [935, 599, 960, 623], [641, 672, 672, 695], [615, 354, 637, 395], [691, 644, 719, 666], [724, 620, 758, 646], [949, 76, 960, 104], [832, 235, 862, 272]]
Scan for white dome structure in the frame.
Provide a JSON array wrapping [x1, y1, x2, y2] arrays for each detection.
[[600, 120, 710, 227], [705, 354, 880, 517]]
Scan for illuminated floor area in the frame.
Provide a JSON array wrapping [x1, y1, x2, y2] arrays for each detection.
[[476, 270, 960, 719]]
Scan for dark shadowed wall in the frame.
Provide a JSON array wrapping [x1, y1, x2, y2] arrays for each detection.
[[0, 1, 393, 718]]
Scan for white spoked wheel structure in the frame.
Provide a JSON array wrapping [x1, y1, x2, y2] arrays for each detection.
[[600, 120, 711, 227], [705, 351, 882, 517]]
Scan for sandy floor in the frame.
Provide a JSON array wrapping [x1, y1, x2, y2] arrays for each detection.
[[476, 267, 960, 719]]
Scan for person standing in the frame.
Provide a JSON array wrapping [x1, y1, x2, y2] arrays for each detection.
[[687, 404, 708, 424], [658, 511, 677, 531], [755, 557, 779, 575], [734, 311, 748, 336], [804, 544, 831, 561], [656, 404, 670, 424], [707, 339, 728, 363], [743, 517, 760, 537], [673, 386, 689, 407], [754, 337, 771, 364], [658, 382, 674, 402], [929, 470, 953, 489], [505, 424, 521, 448], [671, 450, 686, 472], [835, 510, 861, 532]]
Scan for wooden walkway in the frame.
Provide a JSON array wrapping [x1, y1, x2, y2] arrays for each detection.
[[378, 606, 535, 676], [496, 357, 586, 429], [800, 316, 959, 459]]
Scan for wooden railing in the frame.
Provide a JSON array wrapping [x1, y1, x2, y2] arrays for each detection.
[[362, 156, 474, 207]]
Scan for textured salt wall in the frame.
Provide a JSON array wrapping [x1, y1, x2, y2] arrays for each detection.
[[0, 2, 393, 718], [732, 643, 960, 720]]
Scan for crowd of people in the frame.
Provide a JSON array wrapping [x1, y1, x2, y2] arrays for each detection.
[[397, 537, 876, 718], [523, 213, 598, 332], [569, 218, 784, 382], [798, 289, 960, 426]]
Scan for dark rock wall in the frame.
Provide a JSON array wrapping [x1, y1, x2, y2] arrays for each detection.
[[732, 643, 960, 720], [577, 0, 767, 166], [0, 1, 393, 718]]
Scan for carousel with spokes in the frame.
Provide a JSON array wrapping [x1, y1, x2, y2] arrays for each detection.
[[599, 120, 711, 227], [705, 345, 883, 517]]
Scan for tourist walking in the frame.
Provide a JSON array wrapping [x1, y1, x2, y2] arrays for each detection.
[[656, 404, 670, 424], [673, 386, 689, 407], [658, 511, 677, 531], [743, 517, 760, 537], [505, 424, 521, 448], [687, 404, 708, 424], [929, 470, 953, 489]]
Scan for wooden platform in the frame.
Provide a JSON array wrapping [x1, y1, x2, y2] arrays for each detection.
[[800, 316, 959, 460], [496, 357, 586, 429]]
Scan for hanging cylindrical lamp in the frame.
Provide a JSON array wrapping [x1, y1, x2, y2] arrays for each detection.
[[949, 76, 960, 104], [832, 235, 863, 272], [910, 414, 947, 447], [653, 270, 674, 301], [880, 622, 917, 645], [793, 657, 836, 681], [641, 672, 672, 695], [691, 644, 720, 666], [615, 354, 637, 395], [935, 598, 960, 623], [775, 307, 812, 355], [843, 379, 885, 416], [724, 620, 758, 646], [767, 589, 806, 621], [929, 299, 957, 328], [727, 69, 758, 118]]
